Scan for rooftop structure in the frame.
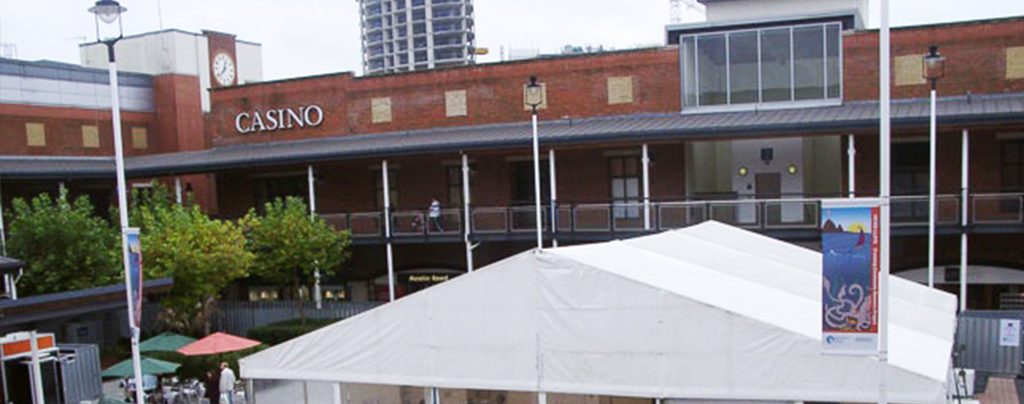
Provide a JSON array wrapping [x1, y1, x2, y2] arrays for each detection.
[[357, 0, 476, 75]]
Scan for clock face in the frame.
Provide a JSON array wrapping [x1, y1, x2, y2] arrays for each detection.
[[212, 52, 236, 86]]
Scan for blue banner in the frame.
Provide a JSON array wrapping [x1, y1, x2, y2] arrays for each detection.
[[821, 200, 879, 354], [127, 228, 143, 329]]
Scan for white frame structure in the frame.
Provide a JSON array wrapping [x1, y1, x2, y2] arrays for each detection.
[[679, 21, 843, 113]]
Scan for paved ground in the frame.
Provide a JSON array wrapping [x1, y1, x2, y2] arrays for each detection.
[[979, 377, 1020, 404]]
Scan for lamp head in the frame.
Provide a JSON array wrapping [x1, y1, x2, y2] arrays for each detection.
[[524, 76, 544, 109], [89, 0, 126, 24], [922, 44, 946, 84]]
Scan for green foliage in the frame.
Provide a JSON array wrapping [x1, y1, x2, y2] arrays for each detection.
[[130, 185, 253, 336], [6, 191, 120, 296], [243, 196, 350, 322], [246, 318, 336, 345]]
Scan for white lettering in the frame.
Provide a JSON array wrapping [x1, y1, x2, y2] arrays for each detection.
[[234, 112, 251, 134], [286, 108, 303, 129], [304, 105, 324, 127], [250, 111, 266, 132], [233, 104, 325, 134], [265, 109, 280, 131]]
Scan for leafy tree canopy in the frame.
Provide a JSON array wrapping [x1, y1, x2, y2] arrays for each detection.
[[6, 190, 119, 296]]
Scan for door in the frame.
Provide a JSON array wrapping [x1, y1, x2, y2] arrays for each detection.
[[756, 173, 782, 225]]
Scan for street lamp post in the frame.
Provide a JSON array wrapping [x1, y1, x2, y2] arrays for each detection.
[[525, 77, 545, 251], [923, 45, 946, 289], [89, 2, 145, 403]]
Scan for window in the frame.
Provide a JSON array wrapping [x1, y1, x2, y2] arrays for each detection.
[[609, 156, 641, 219], [892, 142, 928, 221], [254, 175, 307, 212], [511, 161, 549, 206], [374, 169, 398, 209], [680, 22, 842, 109], [1003, 139, 1024, 191], [446, 165, 472, 206]]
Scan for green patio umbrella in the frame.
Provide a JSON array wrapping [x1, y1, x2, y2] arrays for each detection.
[[101, 356, 180, 378], [139, 332, 196, 353]]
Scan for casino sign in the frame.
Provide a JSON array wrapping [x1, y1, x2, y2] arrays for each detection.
[[234, 104, 324, 134]]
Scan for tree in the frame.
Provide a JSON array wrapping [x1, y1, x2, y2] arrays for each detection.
[[6, 190, 120, 296], [243, 197, 350, 323], [131, 186, 253, 335]]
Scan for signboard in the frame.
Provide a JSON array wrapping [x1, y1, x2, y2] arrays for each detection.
[[127, 228, 143, 328], [234, 104, 324, 134], [1000, 319, 1020, 347], [821, 199, 880, 355]]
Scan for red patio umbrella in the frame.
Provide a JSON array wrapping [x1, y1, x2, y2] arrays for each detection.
[[176, 332, 261, 356]]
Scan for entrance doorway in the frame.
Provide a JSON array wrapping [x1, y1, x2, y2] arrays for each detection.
[[756, 173, 781, 224]]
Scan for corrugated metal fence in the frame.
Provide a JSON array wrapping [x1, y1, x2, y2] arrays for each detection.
[[957, 311, 1024, 376], [212, 301, 381, 336], [59, 344, 102, 403]]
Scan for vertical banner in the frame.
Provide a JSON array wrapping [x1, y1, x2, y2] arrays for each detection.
[[821, 199, 880, 354], [126, 227, 143, 328]]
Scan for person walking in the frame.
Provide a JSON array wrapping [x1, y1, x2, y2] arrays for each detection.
[[204, 370, 220, 404], [428, 197, 444, 232], [219, 362, 236, 404]]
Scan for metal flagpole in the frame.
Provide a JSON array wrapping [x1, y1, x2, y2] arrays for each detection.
[[383, 160, 396, 301], [928, 86, 938, 288], [548, 149, 557, 247], [878, 1, 892, 403], [848, 135, 856, 198], [462, 153, 474, 272], [106, 40, 146, 404], [531, 111, 543, 251], [308, 165, 322, 310], [642, 144, 651, 230], [960, 129, 969, 311]]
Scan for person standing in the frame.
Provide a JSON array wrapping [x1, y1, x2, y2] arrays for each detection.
[[219, 362, 236, 404], [428, 198, 444, 232], [205, 370, 220, 404]]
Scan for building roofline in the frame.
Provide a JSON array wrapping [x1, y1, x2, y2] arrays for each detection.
[[214, 46, 671, 92], [77, 28, 260, 48]]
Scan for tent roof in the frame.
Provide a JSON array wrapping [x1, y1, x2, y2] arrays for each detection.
[[240, 221, 956, 403]]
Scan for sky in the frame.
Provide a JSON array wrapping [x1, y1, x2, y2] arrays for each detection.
[[1, 0, 1023, 81]]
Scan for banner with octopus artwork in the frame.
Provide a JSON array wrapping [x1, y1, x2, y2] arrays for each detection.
[[821, 199, 879, 355]]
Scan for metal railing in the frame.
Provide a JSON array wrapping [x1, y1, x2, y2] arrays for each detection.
[[318, 193, 1024, 239]]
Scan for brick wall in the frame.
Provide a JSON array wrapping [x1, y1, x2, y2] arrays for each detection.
[[844, 18, 1024, 101], [207, 48, 681, 147], [0, 104, 155, 156]]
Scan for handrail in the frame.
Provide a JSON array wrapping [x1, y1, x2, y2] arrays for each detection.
[[316, 192, 1024, 239]]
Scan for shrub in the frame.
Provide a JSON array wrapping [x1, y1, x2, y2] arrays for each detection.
[[246, 318, 336, 345]]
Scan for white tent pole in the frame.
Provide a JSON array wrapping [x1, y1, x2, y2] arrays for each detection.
[[549, 149, 558, 247], [332, 383, 343, 404], [29, 331, 44, 404], [383, 159, 396, 302], [642, 143, 651, 230], [960, 128, 969, 311], [308, 165, 322, 310], [462, 153, 474, 272], [538, 392, 547, 404], [848, 135, 856, 198], [174, 176, 183, 205], [878, 1, 892, 404]]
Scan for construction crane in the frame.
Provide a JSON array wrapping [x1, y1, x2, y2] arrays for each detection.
[[670, 0, 706, 23]]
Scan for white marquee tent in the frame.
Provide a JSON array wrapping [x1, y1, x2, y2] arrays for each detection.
[[240, 221, 957, 403]]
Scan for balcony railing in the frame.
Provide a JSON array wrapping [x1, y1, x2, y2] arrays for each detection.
[[318, 193, 1024, 239]]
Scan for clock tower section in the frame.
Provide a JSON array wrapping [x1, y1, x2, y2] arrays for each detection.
[[204, 30, 238, 88]]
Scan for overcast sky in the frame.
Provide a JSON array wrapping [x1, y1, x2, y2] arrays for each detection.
[[1, 0, 1023, 80]]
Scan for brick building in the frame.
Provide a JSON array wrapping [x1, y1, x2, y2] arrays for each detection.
[[2, 3, 1024, 308]]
